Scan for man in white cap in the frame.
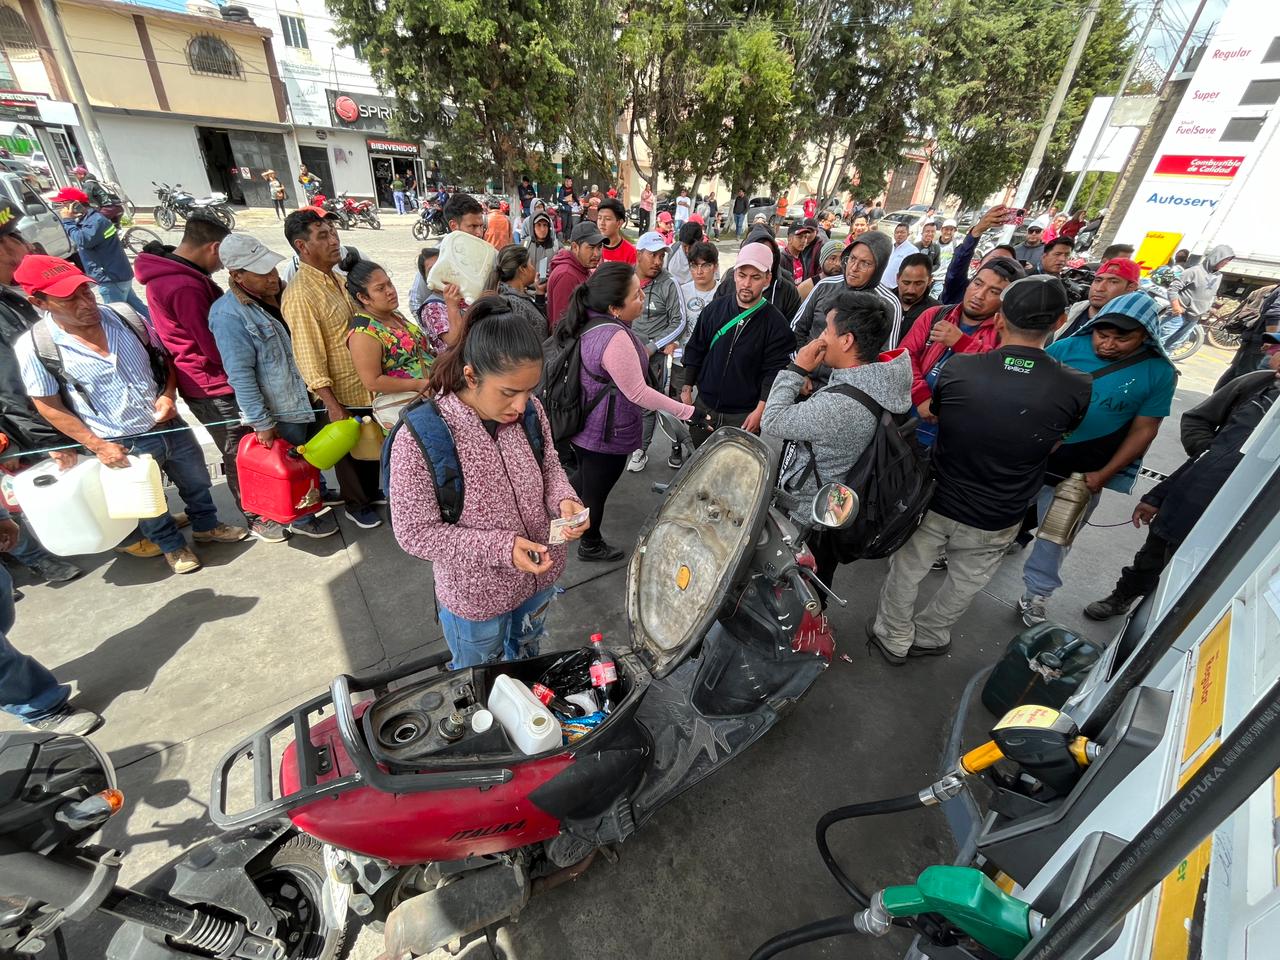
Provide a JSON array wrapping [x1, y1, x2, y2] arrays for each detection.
[[208, 234, 339, 542], [931, 217, 959, 298], [680, 242, 794, 447], [627, 231, 688, 472]]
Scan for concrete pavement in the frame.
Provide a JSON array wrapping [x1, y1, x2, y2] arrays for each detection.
[[4, 210, 1238, 958]]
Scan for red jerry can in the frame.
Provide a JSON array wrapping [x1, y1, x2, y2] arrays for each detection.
[[235, 433, 324, 524]]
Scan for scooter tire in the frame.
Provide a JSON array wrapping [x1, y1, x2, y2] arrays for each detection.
[[1168, 324, 1205, 363], [248, 834, 348, 960], [411, 222, 429, 242]]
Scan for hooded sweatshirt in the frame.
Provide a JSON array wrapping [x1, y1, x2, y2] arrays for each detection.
[[764, 348, 913, 497], [713, 225, 802, 319], [524, 212, 561, 280], [546, 246, 591, 329], [1169, 243, 1234, 318], [133, 247, 229, 399], [791, 231, 903, 351]]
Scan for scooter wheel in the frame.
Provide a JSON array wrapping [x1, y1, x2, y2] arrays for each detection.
[[248, 835, 348, 960]]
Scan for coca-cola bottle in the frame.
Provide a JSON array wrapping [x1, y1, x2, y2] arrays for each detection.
[[531, 682, 585, 718], [589, 632, 617, 712]]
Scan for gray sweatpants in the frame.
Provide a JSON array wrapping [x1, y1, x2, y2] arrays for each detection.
[[872, 509, 1020, 656]]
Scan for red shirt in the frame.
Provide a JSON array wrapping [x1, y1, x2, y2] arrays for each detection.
[[601, 237, 637, 265]]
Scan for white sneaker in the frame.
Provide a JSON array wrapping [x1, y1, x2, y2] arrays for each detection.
[[1018, 592, 1048, 627], [626, 450, 648, 472]]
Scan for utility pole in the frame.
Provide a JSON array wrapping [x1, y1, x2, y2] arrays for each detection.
[[1063, 0, 1164, 215], [1002, 0, 1100, 240], [35, 0, 120, 184]]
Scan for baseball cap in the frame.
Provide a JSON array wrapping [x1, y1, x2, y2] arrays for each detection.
[[1001, 275, 1069, 328], [220, 234, 285, 274], [1093, 291, 1160, 332], [735, 244, 773, 275], [1025, 223, 1044, 233], [50, 187, 91, 206], [788, 218, 818, 236], [570, 221, 604, 246], [13, 255, 96, 298], [942, 217, 957, 228], [636, 231, 669, 253], [1096, 258, 1141, 283], [297, 205, 338, 220], [0, 199, 22, 239]]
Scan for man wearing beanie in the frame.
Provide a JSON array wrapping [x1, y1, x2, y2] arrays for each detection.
[[681, 242, 794, 446], [867, 276, 1092, 665]]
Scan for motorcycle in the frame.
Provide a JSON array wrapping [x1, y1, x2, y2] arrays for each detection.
[[0, 730, 322, 959], [150, 181, 235, 232], [309, 193, 353, 230], [336, 192, 381, 230], [116, 428, 850, 959], [411, 202, 447, 241]]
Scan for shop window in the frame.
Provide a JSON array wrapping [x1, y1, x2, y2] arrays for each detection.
[[1219, 116, 1266, 142], [280, 15, 308, 49], [1239, 78, 1280, 106], [1263, 37, 1280, 64], [187, 34, 243, 79]]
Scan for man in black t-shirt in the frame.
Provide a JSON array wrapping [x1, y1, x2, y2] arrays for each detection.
[[868, 276, 1092, 664]]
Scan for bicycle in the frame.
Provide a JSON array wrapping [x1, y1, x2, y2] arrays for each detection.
[[121, 224, 164, 259]]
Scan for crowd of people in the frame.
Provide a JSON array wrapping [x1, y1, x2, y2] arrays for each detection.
[[0, 173, 1274, 736]]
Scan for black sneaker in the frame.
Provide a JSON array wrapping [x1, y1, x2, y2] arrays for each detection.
[[320, 487, 345, 506], [864, 617, 907, 666], [666, 445, 685, 469], [1084, 591, 1136, 621], [369, 490, 389, 506], [344, 506, 383, 529], [577, 541, 625, 563], [30, 557, 84, 582], [289, 512, 340, 539]]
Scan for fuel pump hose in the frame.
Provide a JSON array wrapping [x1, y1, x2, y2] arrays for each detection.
[[816, 792, 932, 907], [747, 914, 862, 960]]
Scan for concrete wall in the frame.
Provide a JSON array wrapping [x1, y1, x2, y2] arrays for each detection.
[[96, 114, 211, 208], [306, 128, 375, 199]]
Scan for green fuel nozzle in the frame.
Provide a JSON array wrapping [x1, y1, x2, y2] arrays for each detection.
[[853, 865, 1045, 959]]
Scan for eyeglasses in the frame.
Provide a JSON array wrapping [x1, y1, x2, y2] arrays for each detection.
[[846, 256, 875, 271]]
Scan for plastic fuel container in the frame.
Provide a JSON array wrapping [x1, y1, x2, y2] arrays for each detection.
[[487, 675, 562, 755], [100, 454, 167, 519], [12, 458, 137, 556], [982, 623, 1103, 717], [297, 418, 360, 470], [236, 433, 324, 524]]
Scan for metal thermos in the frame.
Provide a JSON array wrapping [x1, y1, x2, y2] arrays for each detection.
[[1037, 473, 1092, 546]]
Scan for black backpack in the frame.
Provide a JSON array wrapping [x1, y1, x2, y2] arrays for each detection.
[[802, 384, 935, 562], [540, 319, 619, 442]]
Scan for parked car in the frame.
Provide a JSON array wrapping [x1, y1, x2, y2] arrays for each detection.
[[743, 195, 804, 233], [874, 208, 931, 238], [0, 157, 53, 192], [0, 171, 73, 259], [629, 195, 677, 225]]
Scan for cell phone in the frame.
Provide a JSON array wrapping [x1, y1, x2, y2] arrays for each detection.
[[538, 259, 549, 281], [526, 549, 543, 564]]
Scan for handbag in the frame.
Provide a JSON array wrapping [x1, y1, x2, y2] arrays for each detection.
[[372, 390, 424, 430]]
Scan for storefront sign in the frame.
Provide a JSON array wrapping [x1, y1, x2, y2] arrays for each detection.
[[280, 63, 331, 129], [1153, 155, 1244, 180], [0, 90, 47, 122], [326, 89, 421, 134], [366, 137, 420, 157]]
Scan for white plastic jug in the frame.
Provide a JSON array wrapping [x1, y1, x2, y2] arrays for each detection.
[[12, 458, 137, 556], [100, 454, 167, 519], [427, 230, 498, 305], [487, 674, 562, 755]]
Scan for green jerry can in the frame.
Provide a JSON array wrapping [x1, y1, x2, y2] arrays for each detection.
[[981, 623, 1103, 717], [297, 417, 361, 470]]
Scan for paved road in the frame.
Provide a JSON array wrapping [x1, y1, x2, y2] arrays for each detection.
[[6, 211, 1237, 958]]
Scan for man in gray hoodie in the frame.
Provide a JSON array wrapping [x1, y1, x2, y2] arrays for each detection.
[[791, 230, 903, 356], [1162, 243, 1234, 348], [763, 289, 911, 593], [628, 231, 688, 472]]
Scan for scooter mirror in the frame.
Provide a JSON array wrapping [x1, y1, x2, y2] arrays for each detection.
[[811, 482, 858, 530]]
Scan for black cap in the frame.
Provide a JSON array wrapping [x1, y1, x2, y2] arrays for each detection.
[[788, 218, 819, 236], [569, 221, 604, 246], [0, 199, 21, 239], [1001, 275, 1069, 330]]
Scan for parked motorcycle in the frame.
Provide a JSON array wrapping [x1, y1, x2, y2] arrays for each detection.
[[0, 730, 319, 959], [412, 202, 447, 241], [309, 193, 353, 230], [150, 181, 235, 231], [336, 192, 381, 230], [168, 429, 851, 958]]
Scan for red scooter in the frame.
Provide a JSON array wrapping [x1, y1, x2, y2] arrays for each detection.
[[108, 429, 855, 959]]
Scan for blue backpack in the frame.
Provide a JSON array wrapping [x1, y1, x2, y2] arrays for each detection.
[[381, 397, 545, 523]]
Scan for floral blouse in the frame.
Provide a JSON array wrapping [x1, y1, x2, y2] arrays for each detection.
[[349, 311, 434, 380]]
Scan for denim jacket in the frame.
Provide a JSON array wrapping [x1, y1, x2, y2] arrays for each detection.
[[208, 287, 314, 430]]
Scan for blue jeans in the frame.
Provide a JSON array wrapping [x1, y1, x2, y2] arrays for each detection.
[[438, 586, 556, 668], [98, 281, 151, 321], [8, 516, 57, 567], [1159, 311, 1199, 349], [734, 214, 745, 237], [1022, 484, 1101, 598], [393, 191, 406, 215], [121, 421, 220, 552], [0, 566, 70, 722]]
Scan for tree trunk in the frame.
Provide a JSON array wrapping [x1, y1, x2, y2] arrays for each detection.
[[931, 159, 958, 209]]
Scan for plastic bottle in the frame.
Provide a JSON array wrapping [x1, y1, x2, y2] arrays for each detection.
[[589, 632, 618, 713], [99, 453, 167, 519], [1037, 473, 1093, 546], [12, 458, 136, 556], [350, 416, 385, 461], [297, 418, 360, 470], [487, 674, 561, 755], [531, 683, 586, 718]]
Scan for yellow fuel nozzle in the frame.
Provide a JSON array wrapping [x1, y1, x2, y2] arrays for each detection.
[[1068, 736, 1101, 767], [959, 739, 1005, 774]]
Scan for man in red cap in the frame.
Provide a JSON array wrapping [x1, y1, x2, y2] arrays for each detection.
[[1055, 257, 1140, 341], [51, 186, 148, 319], [13, 256, 247, 574]]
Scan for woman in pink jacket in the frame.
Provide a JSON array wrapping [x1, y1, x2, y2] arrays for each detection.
[[388, 296, 589, 666]]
